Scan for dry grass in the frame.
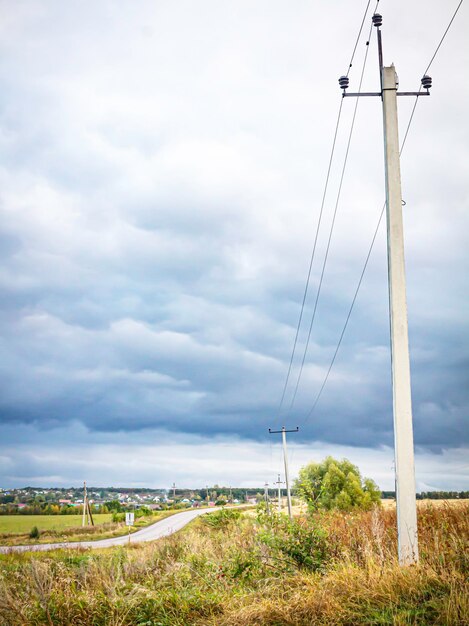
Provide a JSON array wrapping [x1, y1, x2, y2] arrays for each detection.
[[0, 501, 467, 625]]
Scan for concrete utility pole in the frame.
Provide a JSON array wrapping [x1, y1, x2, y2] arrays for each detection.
[[269, 426, 299, 519], [381, 62, 419, 566], [339, 12, 432, 565], [264, 482, 270, 515], [274, 474, 285, 513], [172, 482, 176, 499]]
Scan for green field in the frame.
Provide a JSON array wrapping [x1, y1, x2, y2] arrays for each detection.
[[0, 514, 112, 534]]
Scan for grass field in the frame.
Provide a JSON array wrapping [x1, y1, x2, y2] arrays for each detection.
[[0, 501, 467, 625], [0, 510, 180, 546], [0, 514, 113, 534]]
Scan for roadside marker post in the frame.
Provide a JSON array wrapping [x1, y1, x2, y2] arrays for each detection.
[[125, 511, 135, 544]]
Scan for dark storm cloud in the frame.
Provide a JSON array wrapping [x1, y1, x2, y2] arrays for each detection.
[[0, 0, 468, 488]]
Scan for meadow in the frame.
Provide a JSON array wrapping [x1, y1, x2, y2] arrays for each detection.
[[0, 511, 176, 547], [0, 514, 112, 535], [0, 501, 467, 625]]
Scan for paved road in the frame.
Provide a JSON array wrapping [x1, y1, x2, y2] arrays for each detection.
[[0, 507, 222, 554]]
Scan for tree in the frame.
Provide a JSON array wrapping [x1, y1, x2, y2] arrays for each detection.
[[104, 500, 123, 512], [294, 457, 381, 512]]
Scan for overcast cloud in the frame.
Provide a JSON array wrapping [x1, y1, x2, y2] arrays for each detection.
[[0, 0, 467, 489]]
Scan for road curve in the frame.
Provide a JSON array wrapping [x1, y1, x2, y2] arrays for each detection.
[[0, 507, 223, 554]]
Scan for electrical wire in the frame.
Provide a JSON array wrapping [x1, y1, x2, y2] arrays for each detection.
[[278, 98, 343, 412], [423, 0, 464, 76], [300, 202, 385, 425], [400, 0, 464, 154], [346, 0, 379, 77], [288, 19, 375, 412], [277, 0, 378, 416], [300, 0, 465, 426]]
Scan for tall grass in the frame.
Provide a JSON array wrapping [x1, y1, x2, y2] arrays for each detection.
[[0, 502, 467, 625]]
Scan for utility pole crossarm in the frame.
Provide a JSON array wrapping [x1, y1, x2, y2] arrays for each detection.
[[343, 92, 429, 98], [268, 427, 299, 434]]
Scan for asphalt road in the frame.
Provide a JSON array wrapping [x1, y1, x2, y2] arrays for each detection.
[[0, 507, 222, 554]]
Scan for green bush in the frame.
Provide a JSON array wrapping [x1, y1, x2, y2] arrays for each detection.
[[29, 525, 40, 539], [258, 514, 330, 571], [137, 506, 152, 517], [202, 508, 241, 529]]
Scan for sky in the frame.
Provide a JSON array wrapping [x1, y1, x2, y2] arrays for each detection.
[[0, 0, 468, 491]]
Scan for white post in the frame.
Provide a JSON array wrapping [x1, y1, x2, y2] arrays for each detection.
[[264, 483, 270, 515], [277, 474, 282, 513], [382, 65, 419, 565], [282, 428, 293, 519]]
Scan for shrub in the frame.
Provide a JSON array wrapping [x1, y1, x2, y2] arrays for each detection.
[[29, 526, 40, 539], [137, 506, 152, 517], [202, 508, 241, 529], [258, 514, 330, 571]]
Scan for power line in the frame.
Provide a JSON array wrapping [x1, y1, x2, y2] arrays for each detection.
[[300, 0, 465, 425], [279, 6, 379, 420], [277, 2, 378, 415], [346, 0, 379, 77], [400, 0, 464, 153], [278, 98, 343, 411], [301, 202, 385, 425], [288, 19, 375, 411], [423, 0, 464, 76]]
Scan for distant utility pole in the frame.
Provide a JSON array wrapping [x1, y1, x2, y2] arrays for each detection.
[[274, 474, 285, 513], [264, 482, 270, 515], [269, 426, 299, 519], [81, 481, 94, 526], [339, 12, 432, 565], [172, 482, 176, 499], [82, 481, 87, 527], [229, 486, 233, 503]]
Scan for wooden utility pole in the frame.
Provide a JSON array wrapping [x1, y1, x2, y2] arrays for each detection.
[[82, 481, 87, 527]]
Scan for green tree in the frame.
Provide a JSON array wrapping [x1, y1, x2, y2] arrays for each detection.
[[104, 500, 123, 512], [294, 457, 381, 512]]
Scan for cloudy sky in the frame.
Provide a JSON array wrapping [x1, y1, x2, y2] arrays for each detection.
[[1, 0, 467, 491]]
